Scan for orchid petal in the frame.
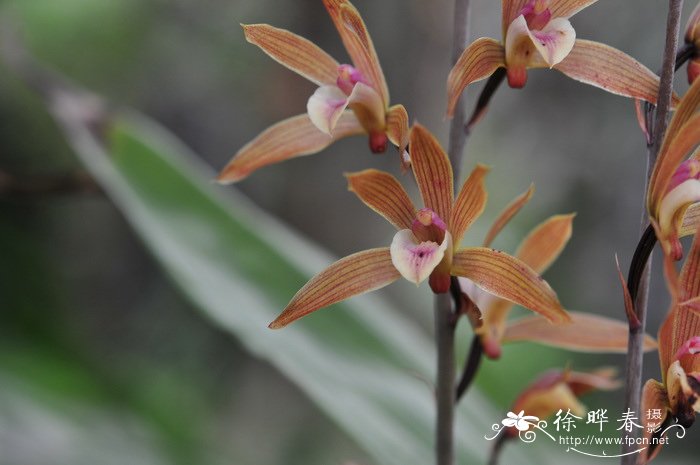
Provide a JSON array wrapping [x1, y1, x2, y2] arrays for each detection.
[[681, 202, 700, 238], [385, 104, 409, 156], [409, 124, 454, 223], [346, 169, 416, 230], [450, 164, 490, 247], [502, 312, 657, 353], [554, 40, 668, 105], [307, 85, 351, 135], [446, 38, 506, 117], [549, 0, 599, 19], [322, 0, 389, 105], [658, 303, 700, 377], [451, 247, 569, 324], [680, 228, 700, 303], [483, 184, 535, 247], [242, 24, 340, 86], [502, 0, 531, 38], [217, 112, 363, 183], [658, 180, 700, 243], [566, 368, 621, 395], [640, 379, 669, 464], [648, 113, 700, 213], [666, 361, 693, 416], [347, 82, 387, 134], [390, 230, 450, 285], [527, 17, 576, 67], [269, 248, 400, 328], [505, 15, 547, 87], [515, 213, 574, 274], [662, 75, 700, 155], [512, 375, 586, 420], [686, 2, 700, 45]]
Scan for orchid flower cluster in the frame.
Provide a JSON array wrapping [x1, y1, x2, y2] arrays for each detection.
[[220, 1, 700, 463]]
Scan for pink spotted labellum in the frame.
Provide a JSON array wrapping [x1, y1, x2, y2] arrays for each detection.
[[217, 0, 410, 183], [647, 76, 700, 261], [639, 230, 700, 464], [268, 124, 569, 329], [446, 0, 670, 118], [458, 186, 656, 359]]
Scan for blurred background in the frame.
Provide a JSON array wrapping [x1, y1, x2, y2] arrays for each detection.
[[1, 0, 699, 464]]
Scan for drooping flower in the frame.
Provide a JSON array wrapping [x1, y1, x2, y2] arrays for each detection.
[[217, 0, 409, 183], [446, 0, 670, 118], [639, 230, 700, 463], [504, 367, 620, 438], [459, 187, 656, 359], [268, 124, 569, 328], [646, 76, 700, 260]]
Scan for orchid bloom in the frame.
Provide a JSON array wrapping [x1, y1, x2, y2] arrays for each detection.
[[446, 0, 669, 118], [503, 367, 620, 437], [459, 187, 656, 359], [217, 0, 409, 183], [268, 124, 569, 329], [647, 76, 700, 261], [685, 2, 700, 84], [639, 231, 700, 464]]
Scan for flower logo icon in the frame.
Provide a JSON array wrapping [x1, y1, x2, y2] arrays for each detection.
[[502, 411, 540, 432]]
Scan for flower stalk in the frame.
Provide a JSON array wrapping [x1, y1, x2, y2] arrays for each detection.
[[620, 1, 684, 462], [435, 1, 471, 464]]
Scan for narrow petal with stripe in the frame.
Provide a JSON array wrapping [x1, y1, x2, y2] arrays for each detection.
[[451, 247, 569, 323], [502, 312, 657, 352], [409, 124, 454, 223], [242, 24, 340, 86], [554, 40, 665, 105], [446, 38, 506, 117], [346, 169, 416, 230], [450, 164, 490, 246], [269, 248, 401, 328], [217, 112, 364, 183]]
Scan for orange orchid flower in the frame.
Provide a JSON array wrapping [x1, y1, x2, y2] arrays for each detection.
[[508, 367, 620, 433], [685, 2, 700, 84], [646, 76, 700, 261], [459, 187, 656, 359], [269, 124, 569, 328], [217, 0, 409, 183], [446, 0, 668, 118], [639, 230, 700, 464]]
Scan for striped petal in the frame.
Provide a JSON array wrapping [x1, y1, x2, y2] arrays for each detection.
[[483, 184, 535, 247], [549, 0, 599, 19], [322, 0, 389, 105], [242, 24, 340, 86], [661, 74, 700, 155], [269, 248, 400, 328], [385, 104, 409, 156], [554, 40, 666, 105], [681, 202, 700, 238], [502, 0, 531, 38], [502, 312, 657, 352], [680, 229, 700, 303], [451, 247, 569, 323], [409, 124, 454, 223], [346, 169, 416, 230], [450, 164, 490, 247], [307, 85, 351, 135], [515, 213, 574, 273], [446, 38, 506, 117], [217, 112, 364, 183], [648, 113, 700, 214], [390, 230, 450, 285]]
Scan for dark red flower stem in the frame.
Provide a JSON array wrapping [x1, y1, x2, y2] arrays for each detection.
[[455, 335, 483, 401], [620, 1, 684, 463]]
